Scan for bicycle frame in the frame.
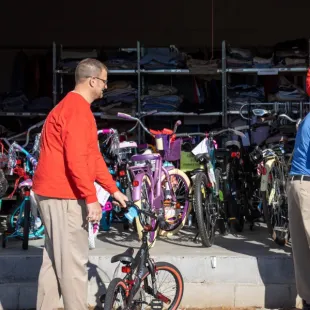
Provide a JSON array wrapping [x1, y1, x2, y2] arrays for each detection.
[[120, 231, 157, 306], [129, 152, 176, 209]]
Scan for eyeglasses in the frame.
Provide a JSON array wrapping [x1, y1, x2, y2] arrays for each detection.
[[87, 76, 108, 85]]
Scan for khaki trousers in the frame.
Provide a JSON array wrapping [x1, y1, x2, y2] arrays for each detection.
[[35, 194, 89, 310], [287, 179, 310, 303]]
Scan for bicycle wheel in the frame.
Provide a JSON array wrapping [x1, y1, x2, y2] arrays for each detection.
[[22, 199, 30, 250], [194, 172, 216, 247], [134, 175, 158, 246], [159, 168, 191, 237], [103, 278, 127, 310], [226, 163, 244, 232], [7, 202, 45, 239], [262, 160, 289, 246], [137, 262, 184, 310]]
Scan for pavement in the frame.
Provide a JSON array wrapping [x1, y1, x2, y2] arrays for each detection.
[[0, 215, 298, 310]]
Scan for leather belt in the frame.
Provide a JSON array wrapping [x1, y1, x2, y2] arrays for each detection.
[[289, 175, 310, 181]]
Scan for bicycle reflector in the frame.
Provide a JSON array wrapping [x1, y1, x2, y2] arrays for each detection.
[[121, 266, 131, 273], [119, 170, 126, 176], [132, 180, 139, 187]]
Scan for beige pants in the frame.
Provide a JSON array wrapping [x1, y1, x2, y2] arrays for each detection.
[[287, 179, 310, 303], [35, 194, 89, 310]]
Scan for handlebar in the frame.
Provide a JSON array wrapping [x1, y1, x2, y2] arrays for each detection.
[[175, 128, 246, 139], [278, 114, 298, 123], [122, 201, 170, 232], [6, 120, 45, 148], [11, 142, 38, 169], [117, 112, 153, 136]]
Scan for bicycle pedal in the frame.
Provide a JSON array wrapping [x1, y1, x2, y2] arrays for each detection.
[[151, 299, 163, 309]]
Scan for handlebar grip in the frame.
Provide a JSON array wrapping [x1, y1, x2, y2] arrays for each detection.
[[117, 112, 135, 120], [97, 129, 114, 135]]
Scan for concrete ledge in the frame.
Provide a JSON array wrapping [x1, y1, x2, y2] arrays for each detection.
[[0, 282, 298, 310], [0, 254, 297, 310], [0, 225, 296, 309]]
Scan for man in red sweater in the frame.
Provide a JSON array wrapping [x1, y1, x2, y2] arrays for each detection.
[[33, 58, 128, 310]]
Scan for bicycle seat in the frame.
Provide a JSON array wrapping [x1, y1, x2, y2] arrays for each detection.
[[111, 247, 134, 264], [225, 140, 241, 150], [18, 179, 33, 189], [195, 153, 210, 162]]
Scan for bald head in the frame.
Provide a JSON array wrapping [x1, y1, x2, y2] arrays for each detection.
[[75, 58, 107, 84]]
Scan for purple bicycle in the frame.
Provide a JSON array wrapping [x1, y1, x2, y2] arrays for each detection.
[[117, 112, 191, 246]]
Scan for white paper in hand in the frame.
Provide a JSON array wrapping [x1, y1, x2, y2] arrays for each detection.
[[94, 182, 110, 206]]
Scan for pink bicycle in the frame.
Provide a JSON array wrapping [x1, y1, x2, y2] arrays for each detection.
[[117, 112, 191, 246]]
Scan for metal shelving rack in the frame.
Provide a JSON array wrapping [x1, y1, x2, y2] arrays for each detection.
[[220, 39, 310, 127], [52, 41, 141, 119]]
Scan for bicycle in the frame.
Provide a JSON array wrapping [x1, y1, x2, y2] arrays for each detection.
[[238, 105, 299, 245], [174, 128, 245, 247], [102, 201, 184, 310], [1, 141, 44, 250], [117, 112, 191, 246]]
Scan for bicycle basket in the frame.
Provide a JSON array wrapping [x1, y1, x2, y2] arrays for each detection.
[[249, 146, 264, 165], [155, 134, 181, 161]]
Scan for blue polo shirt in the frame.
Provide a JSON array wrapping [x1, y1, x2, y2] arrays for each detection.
[[290, 112, 310, 176]]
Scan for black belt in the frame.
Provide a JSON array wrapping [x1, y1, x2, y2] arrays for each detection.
[[289, 175, 310, 181]]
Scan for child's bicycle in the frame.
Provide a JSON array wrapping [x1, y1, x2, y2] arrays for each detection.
[[102, 201, 184, 310]]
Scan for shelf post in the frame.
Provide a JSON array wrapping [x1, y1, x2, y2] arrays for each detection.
[[137, 40, 141, 143], [221, 40, 227, 127]]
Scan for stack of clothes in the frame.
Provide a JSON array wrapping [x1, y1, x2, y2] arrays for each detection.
[[253, 47, 274, 68], [60, 50, 98, 72], [186, 58, 220, 74], [227, 84, 265, 111], [95, 81, 137, 114], [142, 84, 183, 112], [268, 76, 307, 102], [227, 48, 253, 68], [140, 48, 186, 70], [104, 50, 137, 70], [274, 39, 308, 67]]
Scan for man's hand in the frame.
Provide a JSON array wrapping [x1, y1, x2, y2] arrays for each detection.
[[112, 191, 128, 208], [87, 201, 102, 222]]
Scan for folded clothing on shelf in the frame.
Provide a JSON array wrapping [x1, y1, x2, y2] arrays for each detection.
[[186, 58, 220, 74], [227, 47, 253, 68], [104, 50, 137, 70], [268, 76, 307, 102], [274, 38, 308, 67], [103, 81, 137, 104], [227, 84, 265, 111], [147, 84, 178, 97], [142, 95, 183, 112], [140, 48, 186, 70]]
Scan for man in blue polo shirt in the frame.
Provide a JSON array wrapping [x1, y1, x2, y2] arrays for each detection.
[[288, 111, 310, 310]]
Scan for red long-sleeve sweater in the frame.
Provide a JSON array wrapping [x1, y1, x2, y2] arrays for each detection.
[[307, 69, 310, 97], [32, 91, 118, 204]]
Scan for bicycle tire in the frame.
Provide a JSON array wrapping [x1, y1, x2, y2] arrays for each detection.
[[194, 172, 215, 247], [262, 162, 289, 246], [140, 261, 184, 310], [7, 203, 45, 240], [22, 199, 30, 250], [103, 277, 128, 310], [159, 168, 191, 237], [226, 163, 244, 232], [135, 175, 159, 247]]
